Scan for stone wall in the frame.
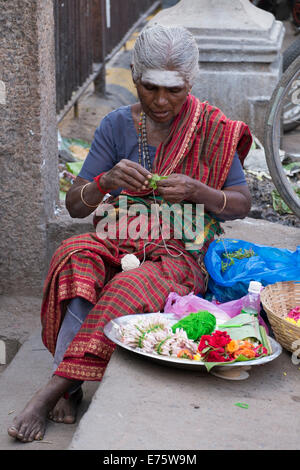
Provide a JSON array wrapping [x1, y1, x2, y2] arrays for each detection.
[[0, 0, 58, 294]]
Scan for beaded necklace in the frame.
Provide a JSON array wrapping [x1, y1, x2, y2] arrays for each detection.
[[138, 111, 152, 171], [136, 112, 185, 262]]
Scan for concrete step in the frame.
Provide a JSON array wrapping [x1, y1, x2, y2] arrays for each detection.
[[1, 218, 299, 450], [69, 344, 300, 450], [69, 218, 300, 450], [0, 328, 98, 450]]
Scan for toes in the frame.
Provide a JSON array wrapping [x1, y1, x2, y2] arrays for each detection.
[[54, 409, 64, 422], [48, 391, 81, 425], [26, 429, 36, 442], [16, 423, 28, 441], [7, 425, 19, 438], [63, 415, 76, 424], [50, 412, 63, 423], [48, 405, 60, 422], [22, 424, 41, 443], [24, 425, 45, 442], [34, 430, 44, 441], [8, 418, 45, 443]]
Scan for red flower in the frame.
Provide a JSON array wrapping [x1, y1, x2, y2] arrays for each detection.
[[206, 349, 227, 362], [253, 344, 268, 357], [197, 330, 233, 362], [198, 330, 231, 353], [197, 335, 213, 352], [210, 330, 231, 348]]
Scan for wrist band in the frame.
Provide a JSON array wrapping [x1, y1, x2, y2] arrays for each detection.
[[80, 183, 100, 208], [94, 172, 108, 195], [216, 190, 227, 214]]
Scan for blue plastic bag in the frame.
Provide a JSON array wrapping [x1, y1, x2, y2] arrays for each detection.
[[204, 238, 300, 302]]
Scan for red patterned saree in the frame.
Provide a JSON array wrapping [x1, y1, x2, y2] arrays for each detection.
[[41, 94, 252, 381]]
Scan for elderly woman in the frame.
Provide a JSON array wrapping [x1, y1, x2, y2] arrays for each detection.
[[8, 24, 252, 442]]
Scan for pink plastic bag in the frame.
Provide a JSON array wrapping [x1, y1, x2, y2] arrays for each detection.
[[216, 294, 269, 333], [164, 292, 269, 333], [163, 292, 230, 323], [215, 296, 245, 318]]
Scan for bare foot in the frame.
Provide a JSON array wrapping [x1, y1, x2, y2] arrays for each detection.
[[7, 375, 77, 443], [7, 393, 47, 442], [48, 387, 83, 424]]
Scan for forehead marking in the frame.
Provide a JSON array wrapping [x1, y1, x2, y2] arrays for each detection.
[[141, 69, 185, 88]]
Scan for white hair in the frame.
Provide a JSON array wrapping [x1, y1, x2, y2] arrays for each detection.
[[132, 24, 199, 87]]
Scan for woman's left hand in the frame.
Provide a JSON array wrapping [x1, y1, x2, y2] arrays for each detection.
[[155, 174, 195, 203], [156, 174, 251, 220]]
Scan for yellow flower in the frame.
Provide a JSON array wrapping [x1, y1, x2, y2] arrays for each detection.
[[226, 340, 239, 353], [285, 317, 297, 325]]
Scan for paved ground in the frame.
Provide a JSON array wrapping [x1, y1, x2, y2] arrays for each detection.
[[1, 218, 299, 451], [1, 13, 300, 452]]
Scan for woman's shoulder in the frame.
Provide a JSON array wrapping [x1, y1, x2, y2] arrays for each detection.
[[92, 105, 134, 142], [103, 105, 135, 128], [92, 104, 139, 157]]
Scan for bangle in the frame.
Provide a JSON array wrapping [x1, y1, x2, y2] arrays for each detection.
[[94, 172, 108, 195], [215, 190, 227, 214], [80, 183, 100, 208]]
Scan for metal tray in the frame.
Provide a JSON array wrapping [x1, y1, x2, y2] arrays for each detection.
[[104, 313, 282, 371]]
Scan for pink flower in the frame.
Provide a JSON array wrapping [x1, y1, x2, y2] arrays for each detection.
[[288, 306, 300, 322], [253, 344, 268, 357]]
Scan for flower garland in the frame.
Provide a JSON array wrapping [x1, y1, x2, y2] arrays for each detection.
[[118, 313, 269, 364], [197, 330, 268, 362]]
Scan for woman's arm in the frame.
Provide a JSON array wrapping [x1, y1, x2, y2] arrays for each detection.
[[156, 174, 251, 220], [66, 176, 105, 219], [66, 160, 152, 218]]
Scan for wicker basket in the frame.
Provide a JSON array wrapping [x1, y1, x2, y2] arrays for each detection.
[[260, 280, 300, 352]]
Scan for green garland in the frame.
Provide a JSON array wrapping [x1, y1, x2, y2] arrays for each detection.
[[172, 311, 216, 341]]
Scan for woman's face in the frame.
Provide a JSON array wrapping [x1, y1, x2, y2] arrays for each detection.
[[135, 69, 190, 123]]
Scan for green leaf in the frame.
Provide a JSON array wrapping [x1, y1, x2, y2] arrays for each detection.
[[234, 402, 249, 409], [63, 137, 91, 148], [149, 174, 168, 189], [271, 189, 293, 214], [283, 162, 300, 174], [59, 190, 66, 201], [233, 354, 253, 362], [65, 161, 84, 176], [259, 325, 272, 355]]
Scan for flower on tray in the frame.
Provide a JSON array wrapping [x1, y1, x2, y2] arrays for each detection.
[[119, 316, 269, 363], [197, 330, 268, 362], [285, 306, 300, 327], [197, 330, 232, 362], [177, 349, 194, 360]]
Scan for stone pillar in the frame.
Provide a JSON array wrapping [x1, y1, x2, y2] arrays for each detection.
[[149, 0, 285, 142], [0, 0, 59, 294]]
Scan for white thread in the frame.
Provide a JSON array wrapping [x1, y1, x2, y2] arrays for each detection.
[[140, 189, 185, 267]]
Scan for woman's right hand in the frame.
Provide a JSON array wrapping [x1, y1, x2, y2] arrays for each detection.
[[66, 160, 153, 219], [101, 159, 152, 192]]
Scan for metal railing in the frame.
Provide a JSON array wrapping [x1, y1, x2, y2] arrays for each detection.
[[54, 0, 161, 121]]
